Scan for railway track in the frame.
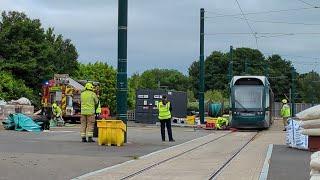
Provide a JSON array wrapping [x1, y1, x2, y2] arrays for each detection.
[[119, 131, 259, 180], [208, 131, 259, 179]]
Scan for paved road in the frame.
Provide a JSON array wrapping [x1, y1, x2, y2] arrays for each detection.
[[268, 145, 311, 180], [0, 123, 211, 180]]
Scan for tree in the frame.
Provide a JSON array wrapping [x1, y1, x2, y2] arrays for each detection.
[[188, 60, 200, 96], [74, 62, 117, 114], [297, 71, 320, 103], [0, 72, 36, 104], [187, 90, 196, 102], [127, 73, 141, 110], [0, 11, 79, 106], [131, 69, 190, 91], [266, 55, 294, 101], [204, 90, 224, 102], [188, 48, 294, 102]]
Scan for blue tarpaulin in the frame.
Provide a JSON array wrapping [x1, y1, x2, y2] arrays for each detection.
[[2, 113, 41, 132]]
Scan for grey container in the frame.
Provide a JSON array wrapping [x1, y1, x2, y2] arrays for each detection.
[[135, 89, 187, 124]]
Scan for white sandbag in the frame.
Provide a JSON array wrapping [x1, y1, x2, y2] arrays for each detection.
[[296, 105, 320, 120], [9, 97, 31, 105], [312, 152, 320, 160], [286, 119, 309, 149], [302, 129, 320, 136], [301, 120, 320, 129], [311, 174, 320, 180], [0, 99, 6, 105], [311, 158, 320, 170], [311, 169, 320, 176]]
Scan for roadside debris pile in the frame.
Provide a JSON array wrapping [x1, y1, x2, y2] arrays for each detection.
[[0, 97, 51, 132], [0, 97, 34, 121]]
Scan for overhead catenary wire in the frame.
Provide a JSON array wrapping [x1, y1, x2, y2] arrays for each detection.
[[205, 32, 320, 36], [234, 0, 259, 49], [296, 0, 319, 8], [205, 7, 318, 18], [204, 3, 319, 74], [206, 16, 320, 26]]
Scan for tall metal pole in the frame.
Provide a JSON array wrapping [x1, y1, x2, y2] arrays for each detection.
[[291, 67, 296, 117], [199, 8, 205, 124], [117, 0, 128, 142], [312, 71, 315, 106], [228, 46, 233, 82], [264, 63, 269, 78], [244, 58, 248, 75]]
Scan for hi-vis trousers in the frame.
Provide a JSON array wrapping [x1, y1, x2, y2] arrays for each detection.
[[80, 115, 95, 138]]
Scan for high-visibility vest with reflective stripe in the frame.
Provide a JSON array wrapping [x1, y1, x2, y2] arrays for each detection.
[[281, 104, 291, 118], [158, 102, 171, 120], [52, 106, 62, 117], [81, 90, 99, 115]]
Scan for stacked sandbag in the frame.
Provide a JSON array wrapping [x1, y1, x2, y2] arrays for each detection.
[[301, 119, 320, 137], [297, 105, 320, 120], [300, 119, 320, 137], [295, 105, 320, 138], [286, 119, 309, 149], [310, 152, 320, 179]]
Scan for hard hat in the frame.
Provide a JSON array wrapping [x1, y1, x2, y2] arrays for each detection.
[[85, 82, 94, 91], [52, 103, 57, 108], [282, 99, 288, 104]]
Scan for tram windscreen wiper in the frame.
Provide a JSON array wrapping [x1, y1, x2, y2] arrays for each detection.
[[234, 99, 249, 112]]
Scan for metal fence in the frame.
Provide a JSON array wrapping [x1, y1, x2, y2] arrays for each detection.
[[129, 102, 315, 120], [273, 102, 315, 118], [127, 110, 135, 121]]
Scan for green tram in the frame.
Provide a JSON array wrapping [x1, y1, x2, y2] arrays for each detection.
[[229, 76, 274, 129]]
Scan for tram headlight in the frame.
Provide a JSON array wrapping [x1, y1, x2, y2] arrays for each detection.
[[256, 111, 264, 115]]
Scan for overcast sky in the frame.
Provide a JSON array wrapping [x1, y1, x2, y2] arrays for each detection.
[[1, 0, 320, 75]]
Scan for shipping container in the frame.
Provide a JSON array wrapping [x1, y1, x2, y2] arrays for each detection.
[[135, 89, 187, 124]]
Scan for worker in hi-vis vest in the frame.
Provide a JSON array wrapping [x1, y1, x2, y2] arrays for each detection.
[[280, 99, 291, 131], [157, 95, 175, 142], [52, 103, 64, 126], [80, 82, 99, 142]]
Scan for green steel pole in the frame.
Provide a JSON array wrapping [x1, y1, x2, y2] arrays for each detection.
[[244, 59, 248, 75], [291, 67, 296, 117], [264, 63, 269, 78], [228, 46, 233, 82], [117, 0, 128, 142], [311, 71, 315, 106], [199, 8, 205, 124]]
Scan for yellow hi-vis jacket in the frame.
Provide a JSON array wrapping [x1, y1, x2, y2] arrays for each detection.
[[81, 90, 99, 115], [157, 101, 172, 120], [52, 106, 62, 117], [96, 101, 101, 114], [281, 104, 291, 118]]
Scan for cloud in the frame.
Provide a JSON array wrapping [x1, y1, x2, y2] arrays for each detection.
[[1, 0, 319, 75]]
